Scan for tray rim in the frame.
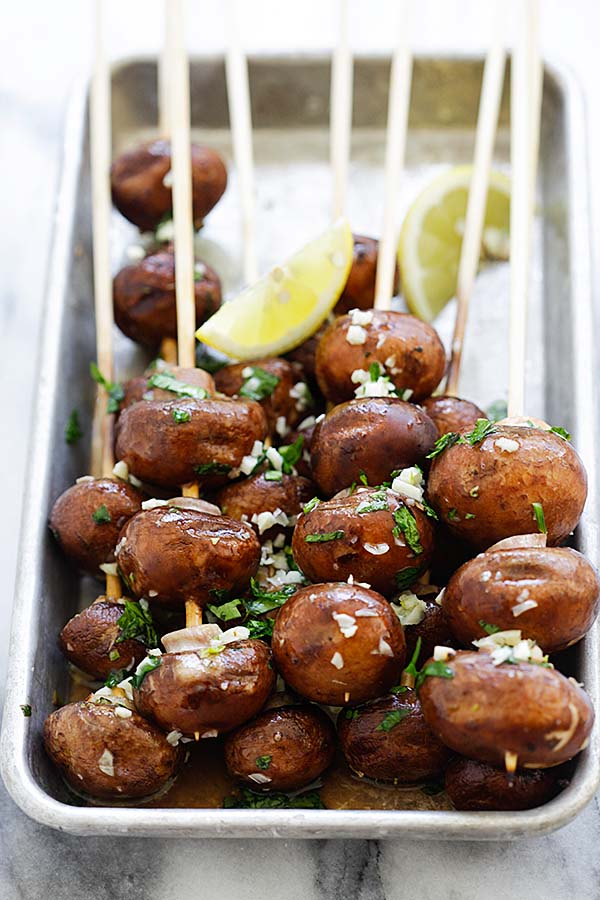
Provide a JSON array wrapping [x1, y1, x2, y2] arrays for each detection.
[[2, 51, 599, 840]]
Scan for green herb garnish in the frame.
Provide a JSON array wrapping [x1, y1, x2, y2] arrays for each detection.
[[447, 508, 459, 521], [147, 371, 208, 400], [305, 531, 344, 543], [550, 425, 571, 441], [172, 408, 191, 424], [104, 670, 126, 688], [356, 491, 389, 515], [130, 655, 162, 688], [532, 502, 547, 534], [415, 661, 454, 691], [116, 599, 158, 648], [247, 579, 296, 615], [376, 708, 410, 732], [463, 419, 497, 445], [246, 617, 275, 641], [402, 636, 422, 683], [465, 512, 476, 520], [426, 431, 461, 460], [395, 567, 421, 591], [344, 708, 360, 720], [222, 789, 325, 810], [392, 507, 423, 554], [108, 649, 120, 662], [90, 362, 125, 413], [255, 755, 272, 770], [194, 461, 232, 476], [92, 504, 111, 524], [208, 598, 244, 622], [469, 485, 480, 498], [239, 367, 280, 402], [303, 497, 321, 515], [278, 435, 304, 474], [359, 471, 369, 486], [369, 361, 382, 381], [20, 704, 31, 717], [64, 409, 83, 445], [265, 470, 282, 481], [479, 620, 501, 635]]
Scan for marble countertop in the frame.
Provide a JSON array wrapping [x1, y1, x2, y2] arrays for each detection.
[[2, 1, 600, 896]]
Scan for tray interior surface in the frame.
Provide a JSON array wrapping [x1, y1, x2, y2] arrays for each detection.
[[5, 54, 598, 838]]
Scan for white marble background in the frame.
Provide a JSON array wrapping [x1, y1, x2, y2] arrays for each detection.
[[2, 1, 600, 897]]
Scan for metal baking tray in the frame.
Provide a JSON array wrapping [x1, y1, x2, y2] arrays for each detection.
[[2, 53, 599, 839]]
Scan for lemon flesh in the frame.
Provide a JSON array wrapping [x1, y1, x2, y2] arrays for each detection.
[[196, 218, 353, 360], [398, 166, 511, 322]]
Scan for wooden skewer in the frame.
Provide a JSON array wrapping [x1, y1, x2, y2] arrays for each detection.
[[507, 0, 541, 418], [373, 1, 413, 311], [90, 0, 120, 600], [225, 0, 258, 285], [169, 0, 196, 369], [445, 2, 506, 397], [166, 2, 203, 628], [330, 0, 353, 221]]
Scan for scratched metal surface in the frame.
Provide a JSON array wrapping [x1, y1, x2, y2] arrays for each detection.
[[1, 54, 598, 838]]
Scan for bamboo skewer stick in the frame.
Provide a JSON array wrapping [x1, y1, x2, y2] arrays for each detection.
[[446, 2, 506, 397], [507, 0, 541, 418], [169, 0, 196, 369], [374, 1, 413, 311], [225, 0, 258, 285], [90, 0, 120, 599], [330, 0, 352, 221]]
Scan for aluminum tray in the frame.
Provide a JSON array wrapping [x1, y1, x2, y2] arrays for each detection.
[[1, 53, 599, 839]]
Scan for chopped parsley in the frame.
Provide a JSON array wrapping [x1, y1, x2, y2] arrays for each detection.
[[359, 471, 369, 486], [278, 435, 304, 474], [90, 362, 125, 413], [420, 497, 439, 521], [64, 409, 83, 445], [246, 617, 275, 640], [390, 684, 409, 694], [108, 649, 120, 662], [402, 636, 422, 683], [130, 655, 162, 688], [356, 491, 389, 515], [344, 708, 360, 720], [305, 530, 344, 543], [246, 579, 296, 615], [532, 502, 547, 534], [255, 755, 272, 770], [208, 598, 244, 622], [465, 512, 476, 520], [463, 419, 496, 445], [223, 789, 325, 810], [20, 704, 31, 717], [104, 670, 126, 688], [376, 708, 410, 732], [447, 508, 459, 521], [415, 661, 454, 691], [194, 461, 232, 476], [147, 371, 208, 400], [239, 367, 280, 402], [392, 507, 423, 554], [479, 620, 501, 635], [369, 361, 382, 380], [550, 425, 571, 441], [303, 497, 321, 515], [116, 599, 158, 648], [92, 505, 111, 524], [395, 567, 421, 591], [426, 431, 461, 460], [172, 408, 191, 424], [265, 470, 282, 482]]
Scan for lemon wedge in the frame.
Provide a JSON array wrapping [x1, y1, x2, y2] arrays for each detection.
[[398, 166, 511, 322], [196, 218, 353, 359]]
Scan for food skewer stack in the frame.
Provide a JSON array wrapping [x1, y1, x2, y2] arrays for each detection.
[[43, 0, 598, 814]]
